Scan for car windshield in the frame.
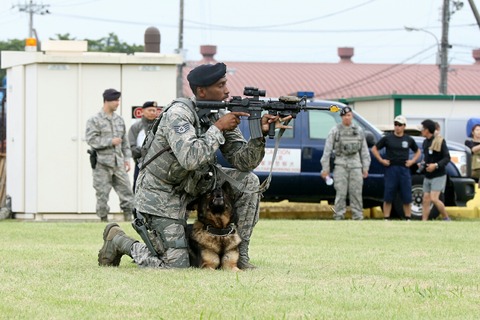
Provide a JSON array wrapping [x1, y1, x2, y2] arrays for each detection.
[[309, 110, 368, 139]]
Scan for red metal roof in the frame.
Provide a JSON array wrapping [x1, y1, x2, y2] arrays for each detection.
[[182, 59, 480, 100]]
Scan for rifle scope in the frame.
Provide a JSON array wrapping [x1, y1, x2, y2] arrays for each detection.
[[243, 87, 266, 97]]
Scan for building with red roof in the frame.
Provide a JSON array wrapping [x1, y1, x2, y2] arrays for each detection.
[[182, 45, 480, 143]]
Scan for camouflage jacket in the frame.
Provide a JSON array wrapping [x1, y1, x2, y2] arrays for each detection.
[[85, 109, 131, 167], [134, 96, 266, 218]]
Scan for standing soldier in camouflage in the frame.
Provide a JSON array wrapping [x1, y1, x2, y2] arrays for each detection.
[[320, 106, 371, 220], [86, 88, 134, 222], [128, 101, 161, 193], [98, 63, 290, 269]]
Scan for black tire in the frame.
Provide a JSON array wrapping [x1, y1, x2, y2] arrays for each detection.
[[391, 175, 440, 220]]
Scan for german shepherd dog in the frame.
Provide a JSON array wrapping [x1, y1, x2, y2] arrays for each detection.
[[188, 182, 242, 271]]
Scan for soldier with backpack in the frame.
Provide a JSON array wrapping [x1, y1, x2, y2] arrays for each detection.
[[98, 62, 290, 269]]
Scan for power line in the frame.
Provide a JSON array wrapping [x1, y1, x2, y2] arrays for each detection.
[[43, 12, 479, 34], [184, 0, 378, 30], [319, 45, 436, 97], [13, 0, 50, 38]]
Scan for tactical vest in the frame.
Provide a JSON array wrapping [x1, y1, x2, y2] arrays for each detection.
[[137, 98, 220, 196], [334, 123, 364, 156], [138, 98, 201, 180]]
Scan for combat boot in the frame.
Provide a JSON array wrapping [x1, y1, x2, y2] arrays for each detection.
[[98, 223, 137, 266], [237, 240, 256, 270]]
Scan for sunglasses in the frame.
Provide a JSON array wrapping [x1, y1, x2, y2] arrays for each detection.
[[394, 122, 404, 126]]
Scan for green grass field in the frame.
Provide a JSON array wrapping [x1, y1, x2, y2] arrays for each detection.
[[1, 219, 479, 319]]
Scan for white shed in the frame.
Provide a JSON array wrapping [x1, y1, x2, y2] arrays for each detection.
[[1, 40, 182, 220]]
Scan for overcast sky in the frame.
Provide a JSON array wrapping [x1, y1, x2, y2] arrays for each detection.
[[1, 0, 479, 65]]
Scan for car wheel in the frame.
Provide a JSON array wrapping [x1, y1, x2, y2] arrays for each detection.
[[391, 175, 440, 220]]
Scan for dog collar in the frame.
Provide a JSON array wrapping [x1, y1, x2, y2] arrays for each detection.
[[205, 224, 236, 237]]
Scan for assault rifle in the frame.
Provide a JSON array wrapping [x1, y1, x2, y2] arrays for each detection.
[[195, 87, 310, 139]]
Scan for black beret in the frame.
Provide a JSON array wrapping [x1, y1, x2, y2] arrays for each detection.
[[340, 106, 352, 116], [103, 88, 121, 101], [142, 101, 158, 108], [187, 62, 227, 88]]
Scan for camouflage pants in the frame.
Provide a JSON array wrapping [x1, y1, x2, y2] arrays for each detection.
[[93, 163, 134, 219], [130, 168, 260, 268], [333, 165, 364, 220], [131, 215, 189, 268], [221, 168, 261, 244]]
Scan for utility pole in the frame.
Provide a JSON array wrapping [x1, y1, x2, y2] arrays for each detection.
[[13, 0, 50, 38], [439, 0, 450, 95], [176, 0, 185, 98], [467, 0, 480, 31]]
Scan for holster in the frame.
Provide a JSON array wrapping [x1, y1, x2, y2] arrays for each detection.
[[87, 149, 97, 169], [131, 210, 163, 257]]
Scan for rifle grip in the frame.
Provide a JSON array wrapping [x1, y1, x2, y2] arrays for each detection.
[[268, 122, 276, 139]]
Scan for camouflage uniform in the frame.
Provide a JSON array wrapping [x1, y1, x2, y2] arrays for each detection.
[[320, 123, 371, 220], [86, 110, 134, 220], [132, 97, 264, 268], [129, 117, 156, 161]]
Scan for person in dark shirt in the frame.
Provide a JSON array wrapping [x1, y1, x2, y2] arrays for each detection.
[[371, 115, 421, 220], [420, 119, 451, 221], [464, 123, 480, 181], [128, 101, 161, 193]]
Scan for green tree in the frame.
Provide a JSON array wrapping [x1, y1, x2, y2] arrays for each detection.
[[86, 33, 143, 54], [52, 33, 77, 41], [0, 33, 144, 83], [0, 39, 25, 82]]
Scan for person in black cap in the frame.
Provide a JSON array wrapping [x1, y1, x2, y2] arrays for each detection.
[[340, 106, 352, 117], [85, 88, 134, 222], [102, 88, 121, 102], [128, 101, 161, 192], [98, 63, 292, 270], [320, 106, 371, 220], [187, 62, 228, 94]]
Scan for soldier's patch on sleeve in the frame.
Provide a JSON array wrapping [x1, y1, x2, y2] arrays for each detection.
[[174, 123, 190, 134]]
